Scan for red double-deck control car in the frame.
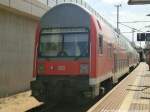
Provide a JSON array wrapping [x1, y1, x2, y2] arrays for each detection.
[[31, 3, 139, 104]]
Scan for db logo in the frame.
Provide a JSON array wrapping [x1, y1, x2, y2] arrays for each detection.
[[50, 66, 65, 71]]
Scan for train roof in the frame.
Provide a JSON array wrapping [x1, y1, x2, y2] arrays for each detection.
[[40, 3, 91, 28]]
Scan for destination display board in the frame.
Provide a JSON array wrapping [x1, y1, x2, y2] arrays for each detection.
[[137, 33, 150, 41]]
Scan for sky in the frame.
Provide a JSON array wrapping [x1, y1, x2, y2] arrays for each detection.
[[85, 0, 150, 47]]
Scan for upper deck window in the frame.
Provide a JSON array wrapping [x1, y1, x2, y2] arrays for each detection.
[[99, 34, 103, 54]]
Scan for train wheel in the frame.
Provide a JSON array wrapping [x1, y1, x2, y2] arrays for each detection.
[[102, 78, 113, 93], [129, 66, 134, 72]]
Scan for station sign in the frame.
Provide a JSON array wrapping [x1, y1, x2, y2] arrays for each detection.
[[137, 33, 150, 41]]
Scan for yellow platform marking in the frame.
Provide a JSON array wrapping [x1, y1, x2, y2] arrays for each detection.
[[132, 99, 149, 105]]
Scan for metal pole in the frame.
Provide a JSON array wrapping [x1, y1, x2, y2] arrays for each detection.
[[132, 29, 135, 43], [56, 0, 58, 5], [117, 6, 119, 32], [115, 4, 121, 35], [47, 0, 49, 6]]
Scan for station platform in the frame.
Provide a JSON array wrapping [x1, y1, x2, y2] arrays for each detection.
[[88, 63, 150, 112]]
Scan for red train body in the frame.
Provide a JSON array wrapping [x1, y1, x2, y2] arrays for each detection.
[[31, 3, 139, 103]]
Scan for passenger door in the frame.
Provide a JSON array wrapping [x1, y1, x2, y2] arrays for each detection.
[[113, 53, 118, 83]]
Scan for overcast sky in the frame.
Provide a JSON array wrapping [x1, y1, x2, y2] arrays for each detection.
[[85, 0, 150, 47]]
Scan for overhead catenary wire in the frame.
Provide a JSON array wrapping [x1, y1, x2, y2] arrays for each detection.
[[119, 22, 144, 33], [119, 21, 150, 23]]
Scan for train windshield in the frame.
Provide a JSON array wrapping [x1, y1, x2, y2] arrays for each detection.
[[39, 33, 89, 58]]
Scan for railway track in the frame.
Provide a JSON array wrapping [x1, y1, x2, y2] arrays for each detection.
[[26, 103, 56, 112], [26, 97, 104, 112], [26, 102, 91, 112], [26, 91, 108, 112]]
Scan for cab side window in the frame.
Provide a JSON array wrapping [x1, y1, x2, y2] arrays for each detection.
[[99, 34, 103, 54]]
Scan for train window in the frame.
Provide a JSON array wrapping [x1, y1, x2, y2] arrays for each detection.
[[99, 34, 103, 54], [40, 34, 62, 56], [108, 43, 112, 57], [63, 33, 88, 57], [39, 33, 89, 57]]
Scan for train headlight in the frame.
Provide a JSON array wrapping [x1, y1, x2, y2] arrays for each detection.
[[38, 64, 45, 72], [80, 64, 89, 74]]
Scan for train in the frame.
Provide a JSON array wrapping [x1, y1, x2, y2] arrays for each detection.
[[31, 3, 139, 104]]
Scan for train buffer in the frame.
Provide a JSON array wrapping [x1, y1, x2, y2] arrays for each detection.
[[88, 62, 150, 112]]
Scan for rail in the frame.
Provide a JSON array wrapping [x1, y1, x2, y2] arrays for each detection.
[[38, 0, 116, 31]]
